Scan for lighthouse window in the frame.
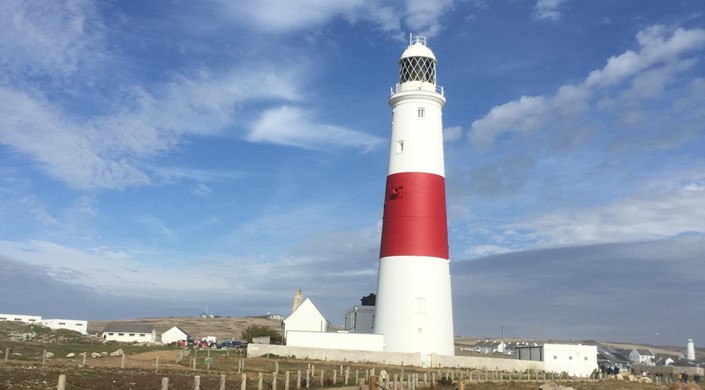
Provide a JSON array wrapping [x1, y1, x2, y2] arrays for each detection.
[[418, 107, 425, 118], [414, 298, 426, 314], [396, 140, 405, 153], [400, 56, 436, 83]]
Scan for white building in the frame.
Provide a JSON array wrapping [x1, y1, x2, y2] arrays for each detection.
[[282, 298, 329, 342], [102, 323, 156, 343], [628, 349, 655, 365], [344, 305, 375, 334], [517, 343, 598, 377], [41, 319, 87, 335], [687, 339, 696, 362], [160, 326, 191, 345], [0, 313, 42, 324]]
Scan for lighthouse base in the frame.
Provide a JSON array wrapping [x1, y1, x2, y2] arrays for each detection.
[[374, 256, 455, 356]]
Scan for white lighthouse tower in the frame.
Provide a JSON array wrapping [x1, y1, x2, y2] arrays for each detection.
[[374, 35, 454, 356]]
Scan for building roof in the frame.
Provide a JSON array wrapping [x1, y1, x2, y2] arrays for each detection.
[[103, 322, 154, 333], [635, 349, 655, 356]]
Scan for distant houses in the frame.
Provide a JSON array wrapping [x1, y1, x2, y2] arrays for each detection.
[[0, 313, 87, 335], [101, 323, 156, 344]]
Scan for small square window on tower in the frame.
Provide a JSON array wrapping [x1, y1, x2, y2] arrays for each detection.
[[418, 107, 425, 118], [396, 140, 405, 153]]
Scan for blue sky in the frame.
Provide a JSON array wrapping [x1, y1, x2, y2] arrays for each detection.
[[1, 0, 704, 347]]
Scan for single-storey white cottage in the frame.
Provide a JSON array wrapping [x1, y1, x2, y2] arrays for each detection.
[[283, 298, 329, 341], [102, 323, 156, 343], [160, 326, 191, 345]]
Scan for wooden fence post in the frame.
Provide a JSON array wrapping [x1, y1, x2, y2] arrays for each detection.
[[121, 353, 126, 369], [275, 361, 279, 374], [333, 370, 337, 384], [161, 377, 169, 390], [273, 372, 277, 390], [297, 369, 302, 389], [155, 356, 160, 372], [320, 370, 325, 387], [345, 367, 350, 385], [220, 374, 226, 390], [42, 350, 47, 367], [306, 369, 310, 389], [241, 374, 247, 390], [194, 375, 201, 390], [57, 374, 66, 390], [285, 371, 290, 390], [4, 347, 10, 363], [82, 352, 87, 366], [258, 372, 263, 390]]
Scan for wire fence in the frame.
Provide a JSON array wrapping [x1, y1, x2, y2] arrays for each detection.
[[3, 348, 677, 389]]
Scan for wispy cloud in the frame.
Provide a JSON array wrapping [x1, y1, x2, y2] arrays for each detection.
[[0, 0, 105, 78], [212, 0, 454, 38], [469, 25, 705, 146], [532, 0, 567, 22], [247, 106, 384, 151]]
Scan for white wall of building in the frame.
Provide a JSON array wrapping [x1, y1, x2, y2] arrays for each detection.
[[161, 326, 189, 345], [248, 344, 544, 371], [283, 298, 328, 340], [40, 319, 87, 335], [344, 306, 375, 334], [103, 329, 156, 343], [543, 344, 597, 377], [287, 331, 384, 352], [0, 314, 42, 324]]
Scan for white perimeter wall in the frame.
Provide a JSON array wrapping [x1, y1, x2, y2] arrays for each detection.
[[286, 331, 384, 352], [41, 319, 87, 335], [248, 344, 543, 371], [543, 344, 597, 377]]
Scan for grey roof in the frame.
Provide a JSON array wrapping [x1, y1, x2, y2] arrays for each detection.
[[636, 349, 655, 356], [103, 322, 154, 333]]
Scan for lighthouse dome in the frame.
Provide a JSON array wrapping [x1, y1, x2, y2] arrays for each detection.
[[400, 37, 437, 61], [398, 35, 437, 85]]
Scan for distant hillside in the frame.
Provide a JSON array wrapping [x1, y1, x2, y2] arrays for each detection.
[[88, 316, 283, 342]]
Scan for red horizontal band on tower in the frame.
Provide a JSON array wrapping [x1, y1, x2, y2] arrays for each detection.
[[380, 172, 449, 259]]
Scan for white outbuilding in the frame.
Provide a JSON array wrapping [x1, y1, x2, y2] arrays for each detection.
[[102, 323, 156, 343], [40, 319, 88, 335], [283, 298, 329, 342], [160, 326, 191, 345], [0, 313, 42, 324], [517, 343, 598, 377]]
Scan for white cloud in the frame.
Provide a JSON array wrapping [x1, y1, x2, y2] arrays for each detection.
[[443, 125, 463, 143], [0, 65, 305, 189], [213, 0, 453, 38], [190, 184, 213, 197], [404, 0, 454, 37], [0, 0, 105, 78], [532, 0, 566, 22], [247, 106, 384, 151], [469, 25, 705, 146], [507, 189, 705, 247]]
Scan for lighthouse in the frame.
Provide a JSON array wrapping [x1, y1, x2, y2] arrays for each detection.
[[374, 35, 454, 356]]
